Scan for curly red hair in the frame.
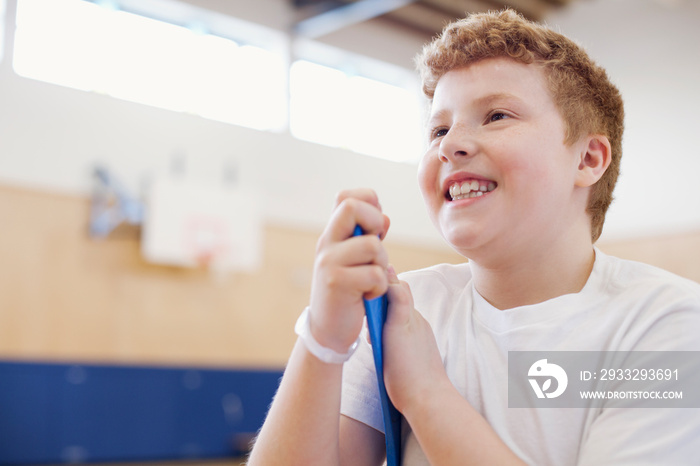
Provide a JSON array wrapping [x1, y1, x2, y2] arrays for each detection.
[[416, 9, 624, 242]]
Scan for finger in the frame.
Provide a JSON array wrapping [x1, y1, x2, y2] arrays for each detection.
[[343, 265, 389, 301], [334, 188, 381, 211], [314, 261, 389, 301], [386, 267, 414, 325], [380, 213, 391, 241], [318, 235, 388, 269], [363, 316, 372, 346], [387, 265, 399, 285], [324, 197, 386, 244]]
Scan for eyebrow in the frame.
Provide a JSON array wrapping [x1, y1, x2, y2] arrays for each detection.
[[427, 92, 524, 126], [426, 108, 450, 127], [473, 92, 524, 107]]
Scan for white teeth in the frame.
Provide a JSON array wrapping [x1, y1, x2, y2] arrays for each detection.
[[448, 179, 496, 200]]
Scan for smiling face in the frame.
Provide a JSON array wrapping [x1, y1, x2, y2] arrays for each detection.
[[418, 57, 590, 263]]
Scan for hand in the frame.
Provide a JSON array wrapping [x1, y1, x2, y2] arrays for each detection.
[[308, 189, 391, 354], [383, 267, 448, 413]]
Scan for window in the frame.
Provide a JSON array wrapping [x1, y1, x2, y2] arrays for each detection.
[[13, 0, 286, 131], [12, 0, 426, 163], [290, 59, 424, 164], [0, 0, 5, 63]]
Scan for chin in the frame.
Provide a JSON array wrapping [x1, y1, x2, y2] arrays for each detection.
[[440, 225, 484, 256]]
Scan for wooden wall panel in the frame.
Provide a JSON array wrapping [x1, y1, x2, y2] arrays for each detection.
[[598, 232, 700, 283], [0, 184, 463, 368]]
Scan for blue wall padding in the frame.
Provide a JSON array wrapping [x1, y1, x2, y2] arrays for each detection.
[[0, 360, 283, 464]]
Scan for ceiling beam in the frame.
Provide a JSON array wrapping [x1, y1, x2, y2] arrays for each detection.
[[413, 0, 542, 22], [293, 0, 420, 38], [377, 13, 442, 38], [540, 0, 573, 5], [413, 0, 476, 19]]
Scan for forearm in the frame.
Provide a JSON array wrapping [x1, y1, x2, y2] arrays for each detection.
[[403, 379, 526, 466], [249, 189, 390, 465], [248, 339, 344, 466]]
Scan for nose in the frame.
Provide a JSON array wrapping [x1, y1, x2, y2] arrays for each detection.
[[438, 126, 476, 163]]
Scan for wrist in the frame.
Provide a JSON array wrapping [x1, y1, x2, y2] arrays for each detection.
[[400, 372, 456, 421], [294, 307, 361, 364]]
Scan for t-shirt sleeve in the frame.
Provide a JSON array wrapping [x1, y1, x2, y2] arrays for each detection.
[[340, 330, 385, 434]]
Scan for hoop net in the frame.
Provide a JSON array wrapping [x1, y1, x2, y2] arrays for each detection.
[[183, 215, 230, 271]]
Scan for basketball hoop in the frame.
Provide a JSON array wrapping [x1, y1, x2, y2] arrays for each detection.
[[141, 175, 262, 273], [183, 215, 230, 271]]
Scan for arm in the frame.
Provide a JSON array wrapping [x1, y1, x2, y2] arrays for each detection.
[[248, 189, 389, 466], [248, 340, 385, 465], [383, 270, 526, 465], [401, 379, 526, 465]]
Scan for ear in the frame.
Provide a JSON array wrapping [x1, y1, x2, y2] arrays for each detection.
[[575, 134, 612, 188]]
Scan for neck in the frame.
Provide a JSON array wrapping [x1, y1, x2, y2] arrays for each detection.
[[469, 230, 596, 311]]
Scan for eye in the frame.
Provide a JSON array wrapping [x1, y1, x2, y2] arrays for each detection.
[[431, 127, 449, 140], [487, 111, 510, 123]]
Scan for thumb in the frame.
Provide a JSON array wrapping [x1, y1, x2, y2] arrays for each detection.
[[386, 266, 414, 325]]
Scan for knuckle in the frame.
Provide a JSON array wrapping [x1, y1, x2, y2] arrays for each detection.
[[332, 200, 354, 225], [362, 235, 382, 257], [334, 190, 356, 210], [323, 267, 344, 291], [315, 247, 330, 268], [369, 190, 380, 206], [369, 265, 388, 288], [338, 197, 359, 214], [315, 233, 328, 254], [334, 190, 348, 205]]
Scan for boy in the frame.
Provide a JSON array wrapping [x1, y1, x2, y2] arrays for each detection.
[[249, 9, 700, 465]]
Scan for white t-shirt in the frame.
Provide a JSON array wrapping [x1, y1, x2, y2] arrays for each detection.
[[341, 249, 700, 465]]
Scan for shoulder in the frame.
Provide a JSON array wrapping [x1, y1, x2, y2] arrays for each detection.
[[594, 249, 700, 350], [596, 249, 700, 303]]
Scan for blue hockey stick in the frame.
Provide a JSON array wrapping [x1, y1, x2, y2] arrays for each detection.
[[353, 225, 401, 466]]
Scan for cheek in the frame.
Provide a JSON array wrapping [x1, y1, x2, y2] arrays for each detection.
[[497, 134, 561, 182], [502, 146, 575, 212], [417, 154, 436, 199], [417, 154, 443, 220]]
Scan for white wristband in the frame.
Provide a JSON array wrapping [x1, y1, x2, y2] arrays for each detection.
[[294, 307, 360, 364]]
